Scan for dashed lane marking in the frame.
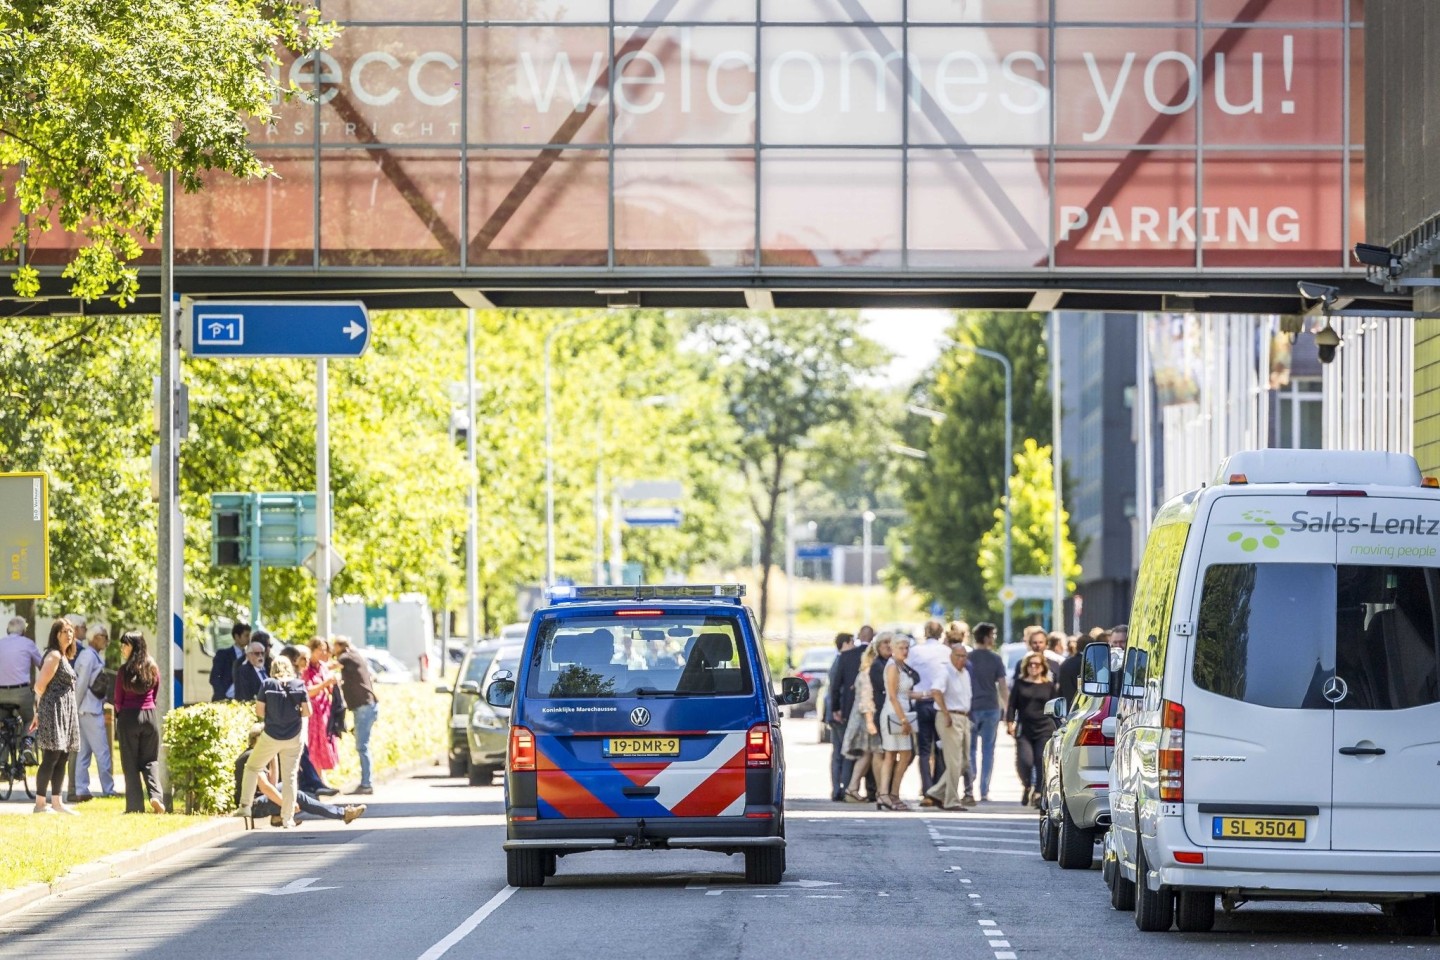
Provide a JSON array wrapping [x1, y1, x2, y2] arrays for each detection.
[[936, 845, 1034, 856]]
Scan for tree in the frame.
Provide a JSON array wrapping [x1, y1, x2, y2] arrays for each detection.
[[977, 439, 1081, 601], [0, 0, 336, 303], [692, 310, 890, 635], [894, 313, 1052, 621]]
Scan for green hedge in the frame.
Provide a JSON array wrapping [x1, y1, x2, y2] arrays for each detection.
[[160, 682, 448, 814], [161, 701, 254, 815]]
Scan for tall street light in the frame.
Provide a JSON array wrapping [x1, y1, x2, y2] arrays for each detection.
[[862, 509, 876, 627], [544, 315, 605, 588], [951, 345, 1014, 648]]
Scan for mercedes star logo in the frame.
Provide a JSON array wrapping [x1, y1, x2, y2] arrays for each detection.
[[1322, 676, 1349, 704], [630, 706, 651, 728]]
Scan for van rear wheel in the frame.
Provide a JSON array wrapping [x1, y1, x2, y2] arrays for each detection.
[[506, 849, 547, 888], [744, 846, 785, 885], [1057, 802, 1094, 869], [1133, 845, 1174, 932], [1394, 898, 1436, 936], [1175, 890, 1216, 932]]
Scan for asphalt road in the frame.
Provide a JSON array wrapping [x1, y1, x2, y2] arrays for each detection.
[[2, 729, 1438, 960]]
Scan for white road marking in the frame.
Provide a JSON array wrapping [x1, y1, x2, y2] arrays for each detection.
[[937, 845, 1034, 856], [930, 825, 1036, 837], [968, 894, 981, 899], [989, 941, 1011, 948], [996, 953, 1017, 960], [244, 877, 337, 896], [417, 886, 517, 960], [934, 835, 1032, 846], [978, 920, 996, 926]]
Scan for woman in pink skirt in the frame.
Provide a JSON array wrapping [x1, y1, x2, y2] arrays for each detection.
[[302, 636, 340, 772]]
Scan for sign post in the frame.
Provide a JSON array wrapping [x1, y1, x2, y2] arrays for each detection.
[[187, 299, 371, 641], [0, 474, 48, 599]]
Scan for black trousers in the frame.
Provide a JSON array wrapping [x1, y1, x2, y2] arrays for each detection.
[[116, 708, 161, 812], [1015, 729, 1049, 792], [254, 790, 344, 821], [914, 700, 944, 793], [36, 748, 67, 797]]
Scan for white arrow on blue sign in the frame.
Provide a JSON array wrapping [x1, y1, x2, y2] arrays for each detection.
[[183, 301, 372, 359], [622, 506, 683, 528]]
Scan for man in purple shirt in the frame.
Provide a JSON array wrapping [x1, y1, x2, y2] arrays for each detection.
[[0, 615, 42, 726]]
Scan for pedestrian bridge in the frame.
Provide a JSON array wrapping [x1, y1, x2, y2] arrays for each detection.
[[3, 1, 1407, 316]]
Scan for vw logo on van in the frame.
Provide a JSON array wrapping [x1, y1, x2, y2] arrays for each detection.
[[629, 707, 651, 728], [1322, 676, 1349, 704]]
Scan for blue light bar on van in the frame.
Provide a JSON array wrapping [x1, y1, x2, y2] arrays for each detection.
[[547, 584, 746, 603]]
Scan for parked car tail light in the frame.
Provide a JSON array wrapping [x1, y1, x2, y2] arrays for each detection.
[[1174, 851, 1205, 865], [1075, 717, 1113, 747], [746, 723, 773, 768], [509, 725, 537, 773], [1159, 700, 1185, 802]]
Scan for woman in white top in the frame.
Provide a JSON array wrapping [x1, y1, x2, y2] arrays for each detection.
[[877, 636, 919, 810]]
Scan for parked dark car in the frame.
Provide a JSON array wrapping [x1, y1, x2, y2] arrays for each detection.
[[785, 647, 836, 720]]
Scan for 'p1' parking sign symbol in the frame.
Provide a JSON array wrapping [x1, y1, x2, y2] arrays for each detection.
[[198, 314, 244, 346]]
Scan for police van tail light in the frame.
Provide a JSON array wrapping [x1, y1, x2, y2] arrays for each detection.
[[509, 725, 537, 773], [1159, 700, 1185, 803], [746, 723, 773, 768]]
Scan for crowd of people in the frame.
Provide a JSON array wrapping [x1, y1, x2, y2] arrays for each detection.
[[0, 614, 379, 827], [214, 623, 377, 828], [825, 619, 1127, 810]]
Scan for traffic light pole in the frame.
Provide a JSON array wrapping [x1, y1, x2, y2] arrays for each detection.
[[156, 170, 178, 724], [250, 496, 262, 629]]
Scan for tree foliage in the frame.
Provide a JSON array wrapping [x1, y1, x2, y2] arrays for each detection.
[[894, 313, 1054, 621], [692, 310, 890, 634], [977, 439, 1082, 600], [0, 308, 744, 643], [0, 0, 337, 303]]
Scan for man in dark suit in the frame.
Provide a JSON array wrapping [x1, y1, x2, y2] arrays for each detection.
[[210, 621, 251, 700], [232, 640, 268, 702], [827, 625, 873, 801]]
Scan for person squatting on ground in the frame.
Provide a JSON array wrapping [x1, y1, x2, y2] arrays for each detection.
[[235, 655, 311, 828], [234, 725, 366, 827], [114, 631, 165, 814], [30, 619, 80, 815]]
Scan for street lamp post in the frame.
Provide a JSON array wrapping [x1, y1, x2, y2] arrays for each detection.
[[862, 510, 876, 627], [544, 315, 604, 588]]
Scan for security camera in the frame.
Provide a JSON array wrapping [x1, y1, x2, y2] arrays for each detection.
[[1314, 321, 1341, 364], [1354, 242, 1402, 278], [1297, 281, 1339, 310]]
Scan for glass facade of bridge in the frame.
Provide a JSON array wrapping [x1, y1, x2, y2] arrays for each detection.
[[15, 1, 1366, 278]]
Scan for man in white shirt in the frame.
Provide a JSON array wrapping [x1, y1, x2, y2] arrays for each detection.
[[907, 619, 951, 805], [73, 626, 115, 799], [924, 640, 973, 811]]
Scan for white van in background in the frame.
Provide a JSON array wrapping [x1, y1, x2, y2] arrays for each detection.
[[1104, 449, 1440, 934]]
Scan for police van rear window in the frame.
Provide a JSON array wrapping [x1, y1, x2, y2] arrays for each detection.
[[525, 615, 752, 699]]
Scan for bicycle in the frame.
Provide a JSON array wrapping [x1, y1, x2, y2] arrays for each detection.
[[0, 703, 37, 801]]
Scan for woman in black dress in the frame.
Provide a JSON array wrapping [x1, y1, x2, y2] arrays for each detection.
[[1005, 652, 1061, 808], [30, 619, 80, 815]]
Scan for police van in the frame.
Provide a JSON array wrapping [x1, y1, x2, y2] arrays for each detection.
[[485, 584, 807, 888], [1100, 450, 1440, 934]]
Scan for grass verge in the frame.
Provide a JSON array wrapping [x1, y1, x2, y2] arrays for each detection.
[[0, 797, 208, 891]]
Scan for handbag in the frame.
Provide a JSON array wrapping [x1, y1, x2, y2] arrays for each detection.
[[89, 667, 117, 702], [885, 711, 918, 734], [328, 681, 348, 738]]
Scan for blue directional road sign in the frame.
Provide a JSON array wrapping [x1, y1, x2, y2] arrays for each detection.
[[795, 543, 833, 561], [621, 506, 683, 528], [184, 301, 371, 358]]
